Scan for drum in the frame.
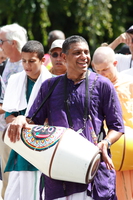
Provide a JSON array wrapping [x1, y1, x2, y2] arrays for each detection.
[[111, 126, 133, 171], [4, 125, 101, 184]]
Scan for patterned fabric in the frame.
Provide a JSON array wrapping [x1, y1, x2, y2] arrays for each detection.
[[21, 125, 64, 151], [0, 59, 23, 103], [2, 59, 23, 85], [0, 76, 6, 131]]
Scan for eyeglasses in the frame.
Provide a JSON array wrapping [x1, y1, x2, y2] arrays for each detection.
[[0, 39, 9, 45], [50, 52, 62, 58]]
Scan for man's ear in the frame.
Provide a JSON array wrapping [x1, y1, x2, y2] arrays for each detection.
[[41, 56, 45, 63], [61, 52, 66, 62], [113, 60, 117, 67], [12, 40, 17, 47]]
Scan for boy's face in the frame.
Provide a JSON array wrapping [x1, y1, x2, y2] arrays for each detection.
[[21, 52, 43, 79]]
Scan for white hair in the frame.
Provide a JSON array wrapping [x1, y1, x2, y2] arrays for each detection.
[[0, 23, 28, 52]]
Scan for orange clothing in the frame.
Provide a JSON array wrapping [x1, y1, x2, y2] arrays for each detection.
[[113, 73, 133, 200], [116, 171, 133, 200]]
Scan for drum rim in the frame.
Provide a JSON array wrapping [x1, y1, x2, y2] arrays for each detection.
[[85, 152, 101, 183], [118, 133, 126, 171]]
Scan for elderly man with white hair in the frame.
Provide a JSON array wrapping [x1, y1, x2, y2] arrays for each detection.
[[0, 23, 28, 199]]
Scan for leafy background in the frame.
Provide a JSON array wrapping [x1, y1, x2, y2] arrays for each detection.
[[0, 0, 132, 54]]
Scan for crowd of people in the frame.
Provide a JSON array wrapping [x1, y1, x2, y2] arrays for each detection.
[[0, 22, 133, 200]]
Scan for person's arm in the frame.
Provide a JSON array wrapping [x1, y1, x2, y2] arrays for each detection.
[[0, 103, 5, 114], [108, 32, 133, 50], [6, 114, 16, 124], [97, 129, 123, 170], [7, 115, 32, 143], [97, 78, 124, 170]]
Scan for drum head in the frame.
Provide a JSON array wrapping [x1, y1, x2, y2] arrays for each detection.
[[86, 153, 101, 183]]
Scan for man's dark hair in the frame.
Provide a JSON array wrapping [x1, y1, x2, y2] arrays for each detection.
[[22, 40, 44, 60], [62, 35, 89, 54], [48, 30, 65, 48]]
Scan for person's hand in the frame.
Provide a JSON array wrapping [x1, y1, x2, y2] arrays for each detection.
[[97, 140, 114, 170], [7, 115, 30, 143], [119, 32, 133, 46]]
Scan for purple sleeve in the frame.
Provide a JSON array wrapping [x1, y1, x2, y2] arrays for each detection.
[[101, 77, 124, 133], [90, 74, 124, 135]]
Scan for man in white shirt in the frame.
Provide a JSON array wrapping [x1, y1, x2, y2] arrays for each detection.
[[0, 23, 28, 199], [109, 25, 133, 72]]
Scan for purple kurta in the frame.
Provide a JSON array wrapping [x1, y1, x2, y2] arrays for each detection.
[[28, 72, 124, 200]]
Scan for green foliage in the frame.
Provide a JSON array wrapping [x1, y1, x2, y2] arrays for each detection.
[[0, 0, 133, 52], [0, 0, 50, 45]]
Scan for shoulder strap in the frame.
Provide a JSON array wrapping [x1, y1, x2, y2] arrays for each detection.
[[30, 76, 62, 121], [88, 72, 99, 117]]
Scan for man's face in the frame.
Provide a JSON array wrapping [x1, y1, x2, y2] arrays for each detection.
[[21, 52, 42, 79], [50, 47, 66, 74], [63, 42, 91, 75], [93, 61, 117, 83], [0, 32, 12, 57], [0, 50, 7, 64]]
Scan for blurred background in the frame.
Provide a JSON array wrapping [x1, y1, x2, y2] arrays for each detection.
[[0, 0, 132, 56]]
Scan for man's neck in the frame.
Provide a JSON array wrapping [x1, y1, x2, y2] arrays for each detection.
[[50, 68, 67, 76], [112, 72, 119, 84], [9, 51, 21, 63], [67, 71, 88, 84]]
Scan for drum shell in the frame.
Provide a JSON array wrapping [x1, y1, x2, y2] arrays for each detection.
[[4, 125, 101, 183], [111, 126, 133, 171]]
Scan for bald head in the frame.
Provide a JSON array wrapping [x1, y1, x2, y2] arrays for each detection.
[[92, 46, 118, 83], [92, 47, 116, 65]]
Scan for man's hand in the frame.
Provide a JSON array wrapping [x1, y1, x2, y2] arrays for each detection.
[[8, 115, 30, 143], [97, 140, 114, 170], [119, 32, 133, 46]]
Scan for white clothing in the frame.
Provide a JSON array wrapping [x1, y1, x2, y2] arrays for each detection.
[[0, 59, 23, 199], [54, 191, 93, 200], [0, 130, 10, 199], [115, 54, 133, 72], [4, 171, 41, 200], [2, 66, 52, 115], [120, 67, 133, 76], [0, 76, 6, 132], [3, 66, 52, 200]]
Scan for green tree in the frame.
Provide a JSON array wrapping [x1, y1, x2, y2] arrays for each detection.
[[0, 0, 133, 52], [0, 0, 50, 45], [47, 0, 113, 52]]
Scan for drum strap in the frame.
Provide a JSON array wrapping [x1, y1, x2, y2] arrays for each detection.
[[64, 70, 89, 130], [64, 71, 99, 143], [30, 76, 62, 121]]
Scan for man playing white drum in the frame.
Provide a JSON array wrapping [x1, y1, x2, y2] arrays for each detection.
[[7, 36, 124, 200]]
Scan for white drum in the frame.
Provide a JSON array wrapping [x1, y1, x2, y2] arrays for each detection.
[[4, 125, 101, 184]]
